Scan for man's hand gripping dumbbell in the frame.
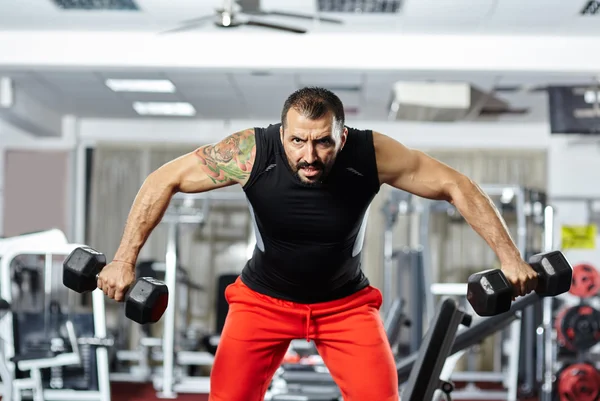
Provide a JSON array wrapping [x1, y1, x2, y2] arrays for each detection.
[[467, 250, 573, 316], [62, 247, 169, 324]]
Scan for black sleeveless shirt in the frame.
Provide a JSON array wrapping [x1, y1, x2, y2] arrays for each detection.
[[241, 123, 381, 303]]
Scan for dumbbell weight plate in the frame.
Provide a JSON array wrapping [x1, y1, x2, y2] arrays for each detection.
[[467, 269, 513, 317], [63, 247, 106, 293], [125, 277, 169, 324], [528, 251, 573, 296]]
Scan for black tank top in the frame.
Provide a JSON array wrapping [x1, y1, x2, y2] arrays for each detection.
[[241, 123, 381, 303]]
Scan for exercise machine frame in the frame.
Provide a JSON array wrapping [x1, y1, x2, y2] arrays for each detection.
[[0, 242, 111, 401], [155, 190, 249, 398]]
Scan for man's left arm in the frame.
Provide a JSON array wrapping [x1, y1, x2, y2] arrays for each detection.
[[373, 131, 537, 297]]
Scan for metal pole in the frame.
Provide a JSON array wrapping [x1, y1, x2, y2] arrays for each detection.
[[540, 205, 555, 401], [73, 141, 87, 244], [92, 284, 112, 401], [522, 192, 537, 396], [418, 200, 434, 323], [158, 221, 178, 399], [410, 249, 424, 353], [383, 227, 394, 314], [506, 187, 526, 401], [382, 191, 399, 315]]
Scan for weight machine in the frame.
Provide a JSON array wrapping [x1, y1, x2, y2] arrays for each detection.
[[382, 185, 552, 401], [151, 190, 251, 398], [0, 240, 111, 401]]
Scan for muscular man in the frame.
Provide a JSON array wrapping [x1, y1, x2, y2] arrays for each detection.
[[98, 87, 538, 401]]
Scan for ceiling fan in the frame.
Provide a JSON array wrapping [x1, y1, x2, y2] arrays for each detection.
[[161, 0, 343, 34]]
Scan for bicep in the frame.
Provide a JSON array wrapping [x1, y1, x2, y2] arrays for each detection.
[[375, 132, 461, 201], [153, 128, 256, 194]]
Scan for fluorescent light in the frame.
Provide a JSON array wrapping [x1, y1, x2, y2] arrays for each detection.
[[105, 79, 176, 93], [133, 101, 196, 116]]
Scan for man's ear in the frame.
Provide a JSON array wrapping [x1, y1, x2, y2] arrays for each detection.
[[339, 127, 348, 150]]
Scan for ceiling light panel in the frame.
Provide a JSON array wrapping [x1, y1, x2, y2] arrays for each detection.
[[133, 102, 196, 117], [105, 79, 176, 93]]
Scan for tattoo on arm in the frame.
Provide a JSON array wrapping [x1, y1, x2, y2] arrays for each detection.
[[194, 129, 256, 184]]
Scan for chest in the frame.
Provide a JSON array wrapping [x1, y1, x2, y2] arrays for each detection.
[[246, 167, 374, 242]]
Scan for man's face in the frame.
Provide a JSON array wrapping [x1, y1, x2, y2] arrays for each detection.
[[281, 108, 347, 185]]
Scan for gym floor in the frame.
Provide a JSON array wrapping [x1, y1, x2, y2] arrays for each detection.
[[108, 382, 539, 401]]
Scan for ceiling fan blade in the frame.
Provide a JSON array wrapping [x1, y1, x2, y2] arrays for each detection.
[[159, 20, 213, 35], [261, 10, 343, 24], [178, 14, 217, 26], [245, 19, 307, 34]]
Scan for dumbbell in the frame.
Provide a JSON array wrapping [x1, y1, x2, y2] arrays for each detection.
[[62, 246, 169, 325], [467, 250, 573, 316]]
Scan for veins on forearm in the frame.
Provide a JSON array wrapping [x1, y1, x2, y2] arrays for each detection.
[[456, 181, 521, 262], [194, 130, 255, 184]]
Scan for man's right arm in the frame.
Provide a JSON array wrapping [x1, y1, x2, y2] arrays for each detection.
[[113, 128, 256, 265]]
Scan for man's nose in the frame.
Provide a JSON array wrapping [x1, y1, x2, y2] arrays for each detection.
[[303, 143, 317, 163]]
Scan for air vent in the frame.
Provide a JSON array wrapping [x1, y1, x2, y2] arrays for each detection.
[[52, 0, 139, 10], [318, 0, 402, 13], [581, 0, 600, 15], [388, 81, 527, 122]]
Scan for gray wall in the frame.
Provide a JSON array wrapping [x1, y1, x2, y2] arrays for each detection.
[[3, 149, 70, 237]]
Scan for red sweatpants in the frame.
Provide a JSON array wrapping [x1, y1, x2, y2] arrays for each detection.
[[208, 277, 399, 401]]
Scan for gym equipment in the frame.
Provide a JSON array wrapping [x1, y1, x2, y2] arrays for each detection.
[[385, 185, 551, 401], [154, 191, 249, 398], [0, 242, 112, 401], [557, 363, 600, 401], [555, 304, 600, 352], [467, 250, 573, 317], [400, 297, 472, 401], [381, 189, 434, 353], [62, 246, 169, 325], [398, 290, 549, 400], [11, 319, 82, 401], [569, 263, 600, 298]]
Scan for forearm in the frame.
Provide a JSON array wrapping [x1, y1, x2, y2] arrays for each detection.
[[450, 178, 522, 265], [113, 173, 177, 265]]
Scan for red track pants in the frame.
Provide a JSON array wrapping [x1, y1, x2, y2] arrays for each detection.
[[208, 277, 399, 401]]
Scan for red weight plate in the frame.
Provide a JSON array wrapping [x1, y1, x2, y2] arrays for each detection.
[[558, 363, 600, 401], [569, 264, 600, 299]]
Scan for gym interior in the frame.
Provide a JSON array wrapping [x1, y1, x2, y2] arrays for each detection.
[[1, 1, 599, 400]]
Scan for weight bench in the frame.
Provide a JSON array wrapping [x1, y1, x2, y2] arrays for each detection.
[[397, 292, 544, 400]]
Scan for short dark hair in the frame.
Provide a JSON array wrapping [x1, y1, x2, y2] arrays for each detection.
[[281, 87, 345, 132]]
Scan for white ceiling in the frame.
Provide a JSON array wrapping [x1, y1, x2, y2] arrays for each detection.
[[0, 0, 599, 123], [0, 0, 598, 35], [0, 68, 597, 122]]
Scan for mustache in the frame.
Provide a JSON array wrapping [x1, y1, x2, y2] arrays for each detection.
[[297, 161, 324, 170]]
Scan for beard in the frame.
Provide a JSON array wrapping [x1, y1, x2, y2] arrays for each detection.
[[294, 160, 329, 185]]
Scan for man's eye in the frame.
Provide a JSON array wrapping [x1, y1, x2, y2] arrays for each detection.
[[292, 138, 302, 143]]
